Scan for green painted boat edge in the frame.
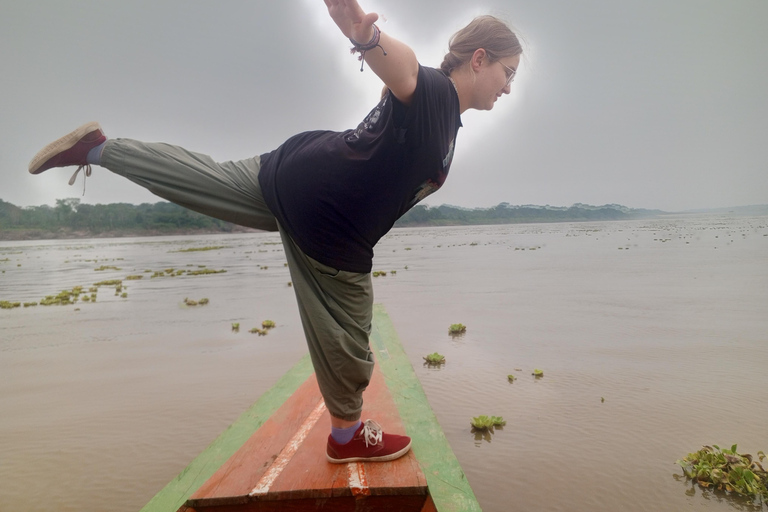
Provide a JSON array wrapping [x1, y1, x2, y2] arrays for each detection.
[[140, 353, 314, 512], [371, 304, 482, 512]]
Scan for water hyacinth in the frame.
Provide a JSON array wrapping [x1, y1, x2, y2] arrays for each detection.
[[677, 445, 767, 502], [423, 352, 445, 365], [470, 415, 506, 431]]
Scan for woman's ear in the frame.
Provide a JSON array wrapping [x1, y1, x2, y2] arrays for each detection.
[[470, 48, 487, 72]]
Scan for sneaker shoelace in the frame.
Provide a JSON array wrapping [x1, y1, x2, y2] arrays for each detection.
[[361, 419, 384, 447], [68, 164, 92, 196]]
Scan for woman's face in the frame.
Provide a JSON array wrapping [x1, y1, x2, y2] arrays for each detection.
[[473, 53, 520, 111]]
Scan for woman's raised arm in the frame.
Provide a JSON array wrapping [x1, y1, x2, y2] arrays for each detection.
[[324, 0, 419, 105]]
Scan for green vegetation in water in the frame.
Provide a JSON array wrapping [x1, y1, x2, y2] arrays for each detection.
[[94, 265, 121, 271], [171, 246, 228, 253], [470, 415, 506, 431], [532, 368, 544, 377], [1, 301, 21, 309], [372, 271, 387, 277], [93, 279, 123, 287], [184, 297, 209, 306], [125, 275, 143, 280], [186, 268, 226, 276], [261, 320, 276, 329], [249, 328, 268, 336], [677, 445, 767, 502], [121, 293, 128, 298], [423, 352, 445, 365], [232, 322, 240, 332], [507, 374, 517, 382], [448, 323, 467, 335]]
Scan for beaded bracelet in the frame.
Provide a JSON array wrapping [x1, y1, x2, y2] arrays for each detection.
[[349, 24, 388, 72]]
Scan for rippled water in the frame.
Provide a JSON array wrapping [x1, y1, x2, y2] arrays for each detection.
[[2, 214, 767, 511]]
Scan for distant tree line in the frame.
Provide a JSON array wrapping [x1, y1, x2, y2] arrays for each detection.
[[394, 202, 661, 227], [0, 198, 238, 238], [0, 197, 662, 240]]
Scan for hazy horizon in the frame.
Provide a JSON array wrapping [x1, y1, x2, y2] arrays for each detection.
[[2, 195, 766, 215]]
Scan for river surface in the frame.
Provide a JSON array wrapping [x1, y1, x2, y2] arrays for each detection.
[[1, 214, 767, 512]]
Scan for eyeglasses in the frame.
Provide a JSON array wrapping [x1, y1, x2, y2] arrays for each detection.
[[499, 61, 517, 86]]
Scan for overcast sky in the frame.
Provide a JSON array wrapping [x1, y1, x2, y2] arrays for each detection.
[[2, 0, 766, 212]]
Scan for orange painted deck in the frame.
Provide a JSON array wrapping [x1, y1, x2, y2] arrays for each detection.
[[178, 364, 434, 512]]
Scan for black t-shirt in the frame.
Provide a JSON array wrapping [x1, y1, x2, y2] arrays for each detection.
[[258, 65, 462, 273]]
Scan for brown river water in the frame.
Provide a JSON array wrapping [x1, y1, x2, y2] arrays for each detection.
[[1, 214, 767, 512]]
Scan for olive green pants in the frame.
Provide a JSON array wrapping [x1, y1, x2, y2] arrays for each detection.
[[102, 138, 373, 421]]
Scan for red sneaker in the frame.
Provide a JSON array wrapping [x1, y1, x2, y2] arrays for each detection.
[[326, 419, 412, 463], [28, 122, 106, 175]]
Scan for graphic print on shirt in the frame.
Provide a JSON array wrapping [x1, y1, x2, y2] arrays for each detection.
[[409, 137, 455, 207], [345, 97, 387, 143]]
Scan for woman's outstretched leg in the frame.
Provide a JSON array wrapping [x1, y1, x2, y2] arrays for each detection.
[[29, 122, 277, 231]]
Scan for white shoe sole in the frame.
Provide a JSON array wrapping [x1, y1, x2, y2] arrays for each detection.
[[28, 121, 102, 174], [326, 440, 412, 464]]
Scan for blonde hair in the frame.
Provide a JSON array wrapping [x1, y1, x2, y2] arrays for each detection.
[[440, 16, 522, 75]]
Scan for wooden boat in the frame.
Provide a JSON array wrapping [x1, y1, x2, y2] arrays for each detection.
[[141, 305, 481, 511]]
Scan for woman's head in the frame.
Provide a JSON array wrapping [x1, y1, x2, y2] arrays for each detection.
[[440, 16, 522, 76], [442, 16, 523, 112]]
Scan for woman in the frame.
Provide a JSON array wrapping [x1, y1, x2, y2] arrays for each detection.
[[29, 0, 522, 463]]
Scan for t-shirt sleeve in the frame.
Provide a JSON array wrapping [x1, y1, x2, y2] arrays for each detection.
[[388, 65, 455, 148]]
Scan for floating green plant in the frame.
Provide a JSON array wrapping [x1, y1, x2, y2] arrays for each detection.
[[183, 298, 209, 306], [390, 270, 397, 275], [171, 246, 228, 252], [94, 265, 121, 271], [262, 320, 276, 329], [0, 301, 21, 309], [125, 275, 143, 280], [232, 322, 240, 332], [24, 302, 38, 307], [249, 327, 268, 336], [532, 369, 544, 377], [677, 445, 767, 502], [507, 374, 517, 382], [93, 279, 122, 287], [120, 293, 128, 299], [287, 282, 292, 287], [423, 352, 445, 365], [448, 323, 466, 335], [372, 271, 387, 277], [186, 268, 226, 276], [470, 415, 506, 431]]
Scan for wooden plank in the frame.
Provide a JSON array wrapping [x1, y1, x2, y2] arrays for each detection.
[[188, 360, 428, 508], [264, 363, 427, 500], [185, 375, 327, 506], [370, 304, 482, 512], [140, 355, 314, 512]]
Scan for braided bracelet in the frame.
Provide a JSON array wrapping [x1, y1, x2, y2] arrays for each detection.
[[349, 24, 388, 72]]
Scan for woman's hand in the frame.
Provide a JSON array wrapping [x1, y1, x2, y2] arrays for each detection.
[[324, 0, 379, 43], [323, 0, 419, 106]]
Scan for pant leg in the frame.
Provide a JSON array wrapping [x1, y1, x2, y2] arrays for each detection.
[[100, 138, 277, 231], [279, 226, 374, 422], [101, 137, 373, 420]]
